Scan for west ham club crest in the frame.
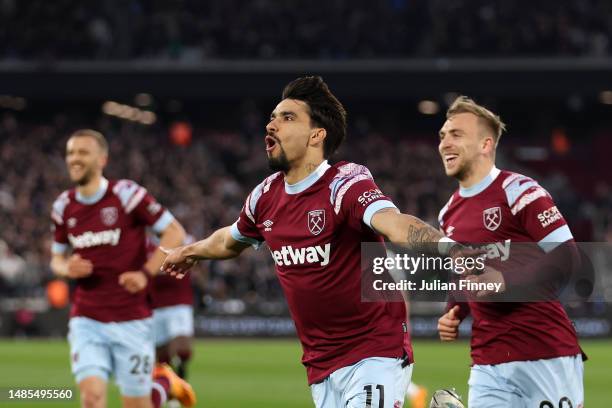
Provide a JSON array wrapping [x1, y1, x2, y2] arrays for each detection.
[[307, 209, 325, 236], [101, 207, 118, 226], [483, 206, 502, 231]]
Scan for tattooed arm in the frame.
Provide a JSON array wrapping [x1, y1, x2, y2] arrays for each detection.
[[370, 208, 457, 255]]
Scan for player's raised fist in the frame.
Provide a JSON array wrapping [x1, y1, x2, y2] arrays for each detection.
[[66, 254, 93, 278], [118, 271, 148, 293], [438, 305, 461, 342]]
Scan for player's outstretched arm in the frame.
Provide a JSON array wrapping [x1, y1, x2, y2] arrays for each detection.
[[370, 208, 451, 255], [161, 226, 250, 277]]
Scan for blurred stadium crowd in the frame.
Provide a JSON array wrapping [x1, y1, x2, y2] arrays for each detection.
[[1, 107, 611, 315], [1, 0, 611, 60]]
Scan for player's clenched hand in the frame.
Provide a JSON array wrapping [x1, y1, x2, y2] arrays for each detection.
[[66, 254, 93, 279], [160, 246, 197, 279], [119, 271, 148, 293], [438, 305, 461, 341]]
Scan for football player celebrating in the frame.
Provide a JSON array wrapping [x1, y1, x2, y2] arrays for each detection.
[[436, 97, 584, 407], [50, 130, 196, 408], [161, 76, 466, 408]]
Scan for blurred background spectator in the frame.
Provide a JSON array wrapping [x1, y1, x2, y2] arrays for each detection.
[[0, 102, 610, 311], [1, 0, 612, 61], [1, 0, 611, 337]]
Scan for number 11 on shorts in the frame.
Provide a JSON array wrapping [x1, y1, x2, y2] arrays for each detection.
[[364, 384, 384, 407]]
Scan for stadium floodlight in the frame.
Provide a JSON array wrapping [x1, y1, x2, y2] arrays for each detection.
[[418, 100, 439, 115]]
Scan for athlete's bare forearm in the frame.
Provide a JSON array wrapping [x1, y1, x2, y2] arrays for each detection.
[[181, 226, 248, 261], [394, 213, 446, 254], [371, 209, 450, 255], [145, 219, 186, 275], [407, 215, 445, 246], [50, 253, 69, 277]]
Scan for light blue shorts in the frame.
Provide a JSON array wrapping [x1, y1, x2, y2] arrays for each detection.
[[468, 354, 584, 408], [152, 304, 194, 347], [311, 357, 413, 408], [67, 316, 154, 397]]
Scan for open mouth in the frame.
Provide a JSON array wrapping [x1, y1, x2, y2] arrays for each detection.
[[444, 154, 458, 166], [265, 135, 278, 152]]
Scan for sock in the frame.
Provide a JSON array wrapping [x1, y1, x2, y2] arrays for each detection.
[[151, 377, 170, 408], [176, 349, 192, 379]]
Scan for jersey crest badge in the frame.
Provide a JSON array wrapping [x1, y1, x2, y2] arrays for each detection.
[[308, 209, 325, 236], [483, 207, 502, 231], [101, 207, 118, 226]]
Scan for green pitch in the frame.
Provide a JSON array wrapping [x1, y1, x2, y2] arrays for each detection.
[[0, 339, 610, 407]]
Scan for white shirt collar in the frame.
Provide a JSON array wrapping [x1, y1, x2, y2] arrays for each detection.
[[285, 161, 331, 195], [76, 177, 109, 204], [459, 167, 500, 197]]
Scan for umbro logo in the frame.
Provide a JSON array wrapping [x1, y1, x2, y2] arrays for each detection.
[[263, 219, 274, 231]]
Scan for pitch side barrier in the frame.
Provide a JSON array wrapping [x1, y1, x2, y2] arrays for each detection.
[[360, 242, 605, 303]]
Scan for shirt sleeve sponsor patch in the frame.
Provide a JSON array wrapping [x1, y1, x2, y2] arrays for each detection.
[[537, 205, 563, 228], [357, 188, 385, 207]]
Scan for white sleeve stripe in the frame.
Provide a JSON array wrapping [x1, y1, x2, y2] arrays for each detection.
[[502, 173, 523, 189], [51, 211, 64, 225], [125, 187, 146, 213], [52, 191, 70, 220], [230, 222, 262, 250], [438, 195, 453, 227], [248, 184, 264, 215], [51, 242, 69, 254], [363, 200, 397, 229], [333, 174, 370, 214], [505, 181, 539, 207], [538, 225, 573, 253], [113, 180, 139, 206], [263, 172, 281, 193], [329, 177, 350, 205], [510, 187, 548, 215], [152, 210, 175, 234], [244, 192, 255, 223]]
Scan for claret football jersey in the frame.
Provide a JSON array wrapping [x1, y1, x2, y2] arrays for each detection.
[[231, 161, 412, 384], [51, 178, 175, 322], [439, 167, 581, 365]]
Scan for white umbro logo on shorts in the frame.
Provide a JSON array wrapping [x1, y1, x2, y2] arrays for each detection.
[[263, 220, 274, 231]]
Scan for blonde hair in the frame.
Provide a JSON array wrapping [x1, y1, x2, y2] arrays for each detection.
[[70, 129, 109, 153], [447, 96, 506, 146]]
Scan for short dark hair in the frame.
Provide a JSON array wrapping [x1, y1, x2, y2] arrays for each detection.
[[282, 76, 347, 158]]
